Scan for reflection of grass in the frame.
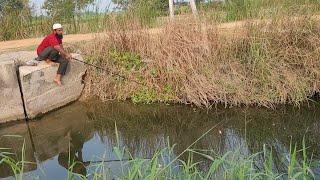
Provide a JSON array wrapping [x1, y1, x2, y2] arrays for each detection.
[[1, 132, 319, 179], [0, 135, 33, 180], [85, 101, 320, 155]]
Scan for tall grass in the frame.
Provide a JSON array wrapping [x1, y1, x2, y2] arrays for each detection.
[[201, 0, 320, 22], [1, 0, 320, 41], [0, 135, 33, 180], [78, 14, 320, 107], [0, 11, 112, 41], [0, 134, 319, 179]]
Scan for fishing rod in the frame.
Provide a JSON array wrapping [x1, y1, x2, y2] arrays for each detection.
[[26, 121, 41, 165], [71, 57, 144, 85], [82, 157, 151, 166]]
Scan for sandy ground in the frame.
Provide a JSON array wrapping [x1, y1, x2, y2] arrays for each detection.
[[0, 19, 250, 54], [0, 33, 102, 53], [3, 15, 317, 54]]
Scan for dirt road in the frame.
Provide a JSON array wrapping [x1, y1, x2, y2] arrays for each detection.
[[0, 33, 102, 53], [2, 15, 316, 54], [0, 19, 250, 54]]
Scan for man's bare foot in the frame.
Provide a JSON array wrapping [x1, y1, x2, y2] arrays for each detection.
[[46, 59, 57, 66], [54, 78, 62, 86]]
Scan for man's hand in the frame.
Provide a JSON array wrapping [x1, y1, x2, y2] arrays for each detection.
[[66, 54, 72, 60], [54, 45, 72, 60]]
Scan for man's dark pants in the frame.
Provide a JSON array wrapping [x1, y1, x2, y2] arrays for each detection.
[[37, 47, 68, 75]]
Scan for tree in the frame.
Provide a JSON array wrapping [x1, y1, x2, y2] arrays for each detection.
[[112, 0, 168, 14], [111, 0, 131, 10], [0, 0, 31, 40], [43, 0, 94, 21], [43, 0, 94, 33], [0, 0, 25, 15]]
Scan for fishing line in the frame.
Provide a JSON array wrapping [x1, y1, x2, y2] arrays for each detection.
[[71, 57, 144, 86]]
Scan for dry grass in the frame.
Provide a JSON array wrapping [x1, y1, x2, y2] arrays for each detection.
[[78, 15, 320, 107]]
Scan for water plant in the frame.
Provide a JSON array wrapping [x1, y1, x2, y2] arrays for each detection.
[[0, 135, 32, 180]]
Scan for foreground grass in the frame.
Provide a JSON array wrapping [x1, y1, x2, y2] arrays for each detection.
[[0, 130, 319, 179]]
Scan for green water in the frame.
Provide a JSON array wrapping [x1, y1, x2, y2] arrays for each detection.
[[0, 101, 319, 179]]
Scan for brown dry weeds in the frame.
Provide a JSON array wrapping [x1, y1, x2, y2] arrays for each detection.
[[79, 16, 320, 108]]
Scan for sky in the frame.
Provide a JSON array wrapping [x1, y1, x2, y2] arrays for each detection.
[[30, 0, 116, 15]]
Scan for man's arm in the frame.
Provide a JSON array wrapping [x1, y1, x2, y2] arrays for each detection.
[[54, 45, 72, 59]]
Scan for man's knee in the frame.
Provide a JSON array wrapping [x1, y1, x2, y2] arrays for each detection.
[[48, 48, 60, 61], [38, 46, 59, 61], [49, 48, 59, 56]]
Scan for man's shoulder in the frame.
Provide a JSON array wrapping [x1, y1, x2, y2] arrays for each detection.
[[45, 33, 55, 39], [44, 33, 61, 43]]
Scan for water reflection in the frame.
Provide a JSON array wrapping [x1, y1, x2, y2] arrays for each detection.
[[58, 130, 87, 176], [0, 101, 319, 179]]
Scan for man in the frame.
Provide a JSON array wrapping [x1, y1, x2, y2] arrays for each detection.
[[36, 23, 72, 86]]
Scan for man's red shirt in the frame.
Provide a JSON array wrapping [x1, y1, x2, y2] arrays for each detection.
[[37, 33, 62, 55]]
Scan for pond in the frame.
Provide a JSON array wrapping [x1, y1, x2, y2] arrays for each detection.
[[0, 101, 320, 179]]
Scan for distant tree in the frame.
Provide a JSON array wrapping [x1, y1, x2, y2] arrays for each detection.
[[43, 0, 94, 21], [0, 0, 31, 40], [43, 0, 94, 33], [0, 0, 25, 14], [111, 0, 131, 10], [112, 0, 168, 14]]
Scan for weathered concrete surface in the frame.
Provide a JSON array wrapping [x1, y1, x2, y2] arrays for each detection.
[[3, 51, 37, 66], [0, 54, 25, 123], [0, 51, 86, 122], [19, 53, 86, 119]]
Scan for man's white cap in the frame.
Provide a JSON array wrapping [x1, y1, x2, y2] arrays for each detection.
[[53, 23, 62, 30]]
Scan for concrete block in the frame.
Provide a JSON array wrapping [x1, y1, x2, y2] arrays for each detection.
[[4, 51, 37, 66], [19, 54, 86, 118], [0, 54, 25, 123]]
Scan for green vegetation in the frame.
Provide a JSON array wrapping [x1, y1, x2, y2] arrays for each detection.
[[110, 49, 143, 71], [1, 0, 320, 40], [131, 87, 157, 104], [0, 132, 319, 179], [201, 0, 320, 22], [0, 135, 31, 180]]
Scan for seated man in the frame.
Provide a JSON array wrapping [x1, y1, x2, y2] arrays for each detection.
[[36, 23, 72, 86]]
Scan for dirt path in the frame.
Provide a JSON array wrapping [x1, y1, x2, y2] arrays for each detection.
[[2, 15, 317, 53], [0, 33, 102, 53], [0, 19, 250, 54]]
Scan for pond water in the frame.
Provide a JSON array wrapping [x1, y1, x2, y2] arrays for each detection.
[[0, 101, 320, 179]]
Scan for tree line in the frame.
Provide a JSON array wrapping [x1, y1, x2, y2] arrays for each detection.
[[0, 0, 200, 21]]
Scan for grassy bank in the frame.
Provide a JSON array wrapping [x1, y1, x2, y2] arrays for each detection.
[[78, 15, 320, 107]]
